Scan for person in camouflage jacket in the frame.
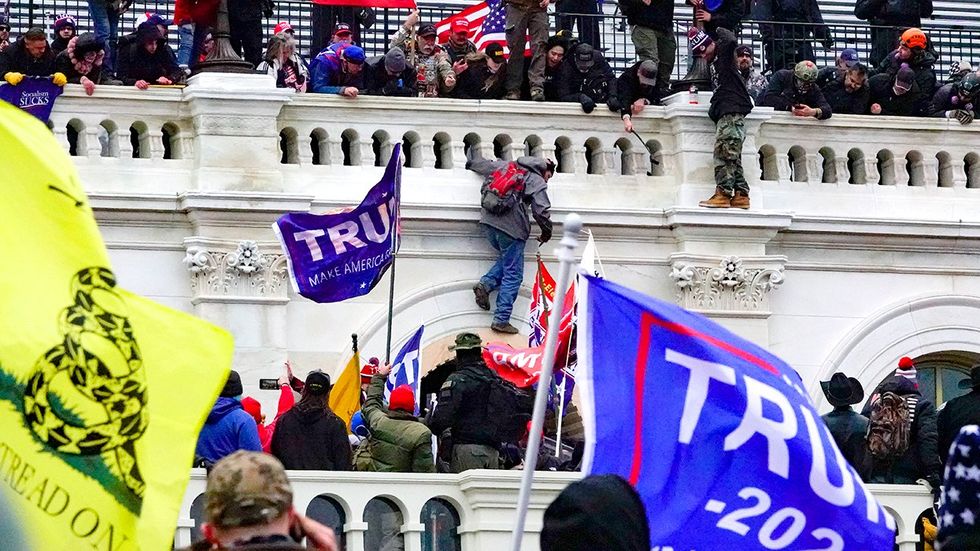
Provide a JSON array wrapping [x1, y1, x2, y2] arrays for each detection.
[[389, 10, 455, 97]]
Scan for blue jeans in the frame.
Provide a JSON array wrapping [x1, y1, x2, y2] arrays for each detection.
[[480, 225, 526, 325], [87, 0, 119, 73], [176, 23, 210, 67]]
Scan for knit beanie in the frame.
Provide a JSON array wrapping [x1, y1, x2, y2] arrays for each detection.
[[896, 356, 917, 381], [687, 27, 713, 57], [220, 370, 244, 398], [241, 397, 262, 424], [388, 384, 415, 413]]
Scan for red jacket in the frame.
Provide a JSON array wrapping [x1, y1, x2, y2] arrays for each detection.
[[173, 0, 219, 26], [242, 384, 296, 453]]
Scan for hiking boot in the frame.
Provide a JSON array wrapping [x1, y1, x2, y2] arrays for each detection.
[[504, 90, 521, 100], [530, 89, 545, 102], [491, 322, 519, 334], [698, 187, 733, 208], [473, 283, 491, 311], [730, 191, 750, 209]]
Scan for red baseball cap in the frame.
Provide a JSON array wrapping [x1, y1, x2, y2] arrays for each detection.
[[451, 18, 470, 34], [273, 22, 294, 35]]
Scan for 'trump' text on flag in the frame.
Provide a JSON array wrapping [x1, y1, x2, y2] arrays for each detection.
[[577, 274, 896, 550]]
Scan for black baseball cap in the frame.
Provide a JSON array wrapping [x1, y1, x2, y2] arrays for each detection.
[[485, 43, 505, 64], [418, 23, 437, 38]]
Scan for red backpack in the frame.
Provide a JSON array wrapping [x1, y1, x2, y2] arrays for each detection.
[[480, 162, 528, 215]]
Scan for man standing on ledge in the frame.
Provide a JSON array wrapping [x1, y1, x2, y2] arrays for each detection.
[[692, 27, 754, 210], [467, 149, 552, 334]]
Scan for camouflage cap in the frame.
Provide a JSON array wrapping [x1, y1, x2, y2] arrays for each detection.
[[205, 451, 293, 529], [449, 332, 482, 351]]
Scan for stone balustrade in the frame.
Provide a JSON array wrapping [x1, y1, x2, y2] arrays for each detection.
[[49, 76, 980, 224], [174, 469, 932, 551]]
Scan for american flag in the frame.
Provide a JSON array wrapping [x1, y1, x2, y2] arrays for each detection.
[[435, 0, 531, 57], [937, 425, 980, 541]]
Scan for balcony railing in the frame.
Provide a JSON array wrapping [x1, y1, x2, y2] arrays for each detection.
[[174, 468, 933, 550]]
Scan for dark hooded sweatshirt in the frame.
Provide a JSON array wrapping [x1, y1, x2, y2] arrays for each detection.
[[760, 68, 833, 119], [867, 72, 922, 116], [540, 475, 650, 551], [195, 397, 262, 463], [271, 402, 352, 470], [53, 33, 105, 84], [709, 27, 754, 123]]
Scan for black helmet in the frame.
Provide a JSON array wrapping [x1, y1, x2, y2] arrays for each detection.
[[959, 73, 980, 98]]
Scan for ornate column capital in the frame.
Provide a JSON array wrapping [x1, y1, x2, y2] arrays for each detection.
[[183, 239, 289, 304], [668, 254, 787, 317]]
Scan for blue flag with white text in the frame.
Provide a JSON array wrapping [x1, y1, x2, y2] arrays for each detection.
[[577, 275, 896, 551], [274, 144, 401, 303], [385, 325, 424, 415], [0, 77, 63, 122]]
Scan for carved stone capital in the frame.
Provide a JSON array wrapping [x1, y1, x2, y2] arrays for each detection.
[[183, 240, 289, 303], [668, 254, 786, 316]]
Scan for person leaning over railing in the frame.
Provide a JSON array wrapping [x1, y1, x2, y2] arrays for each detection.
[[309, 44, 365, 96], [257, 32, 309, 92], [816, 47, 859, 89], [53, 32, 107, 97], [451, 43, 507, 100], [928, 72, 980, 125], [613, 59, 660, 133], [868, 63, 922, 116], [759, 60, 832, 119], [364, 47, 418, 97], [541, 34, 569, 101], [115, 22, 185, 90], [0, 27, 62, 86], [873, 28, 937, 116], [555, 43, 616, 113], [390, 11, 456, 97], [819, 62, 870, 115]]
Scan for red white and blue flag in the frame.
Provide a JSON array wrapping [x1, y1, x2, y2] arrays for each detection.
[[577, 274, 896, 549], [435, 0, 531, 57], [528, 257, 556, 348]]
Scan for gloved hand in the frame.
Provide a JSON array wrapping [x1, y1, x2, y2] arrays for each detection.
[[4, 72, 24, 86], [52, 72, 68, 87], [579, 93, 596, 114], [954, 109, 974, 125], [606, 96, 622, 113], [538, 224, 553, 244]]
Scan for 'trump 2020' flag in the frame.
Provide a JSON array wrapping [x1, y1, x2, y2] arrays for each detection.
[[577, 275, 895, 551], [385, 326, 424, 415], [0, 78, 63, 122], [0, 101, 234, 550], [275, 144, 401, 303]]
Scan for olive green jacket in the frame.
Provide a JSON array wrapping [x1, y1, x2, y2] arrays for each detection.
[[355, 375, 436, 473]]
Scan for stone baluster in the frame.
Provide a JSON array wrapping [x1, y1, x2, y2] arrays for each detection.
[[539, 143, 556, 163], [421, 137, 438, 169], [865, 156, 881, 185], [344, 520, 368, 551], [776, 152, 791, 181], [806, 153, 822, 184], [921, 156, 939, 187], [834, 156, 850, 185], [327, 136, 343, 166], [51, 120, 70, 153], [894, 154, 910, 186], [401, 522, 425, 551], [950, 157, 967, 188], [567, 145, 585, 175], [296, 128, 314, 166], [118, 124, 135, 159], [84, 125, 104, 158], [449, 138, 466, 170], [601, 147, 619, 176], [476, 140, 495, 161], [148, 129, 166, 159]]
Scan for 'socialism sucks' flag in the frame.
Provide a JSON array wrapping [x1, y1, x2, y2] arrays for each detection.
[[275, 144, 401, 303], [0, 102, 234, 550], [577, 274, 896, 551], [0, 77, 63, 122]]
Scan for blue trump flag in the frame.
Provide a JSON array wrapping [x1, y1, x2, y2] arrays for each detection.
[[385, 325, 424, 415], [274, 143, 401, 303], [577, 275, 896, 551]]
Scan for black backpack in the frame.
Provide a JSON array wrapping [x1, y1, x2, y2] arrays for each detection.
[[484, 375, 534, 444]]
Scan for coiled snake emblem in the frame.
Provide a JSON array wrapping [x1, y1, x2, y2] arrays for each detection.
[[22, 267, 148, 499]]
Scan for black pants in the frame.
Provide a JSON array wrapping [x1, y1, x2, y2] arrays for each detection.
[[556, 0, 600, 50], [310, 5, 361, 58], [763, 33, 815, 73], [230, 17, 263, 67]]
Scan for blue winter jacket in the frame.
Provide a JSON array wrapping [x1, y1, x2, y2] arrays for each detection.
[[309, 48, 363, 94], [195, 397, 262, 462]]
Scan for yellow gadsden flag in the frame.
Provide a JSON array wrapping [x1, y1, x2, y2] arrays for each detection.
[[0, 102, 234, 550], [329, 351, 362, 429]]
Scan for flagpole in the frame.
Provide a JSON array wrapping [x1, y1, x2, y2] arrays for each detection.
[[511, 213, 582, 551], [384, 148, 403, 364]]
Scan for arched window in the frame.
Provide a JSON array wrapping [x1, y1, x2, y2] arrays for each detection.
[[869, 351, 978, 407], [189, 493, 206, 544], [307, 495, 347, 549], [421, 498, 461, 551], [364, 497, 403, 551]]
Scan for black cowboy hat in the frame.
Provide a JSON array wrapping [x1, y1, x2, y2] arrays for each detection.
[[820, 372, 864, 407], [958, 364, 980, 390]]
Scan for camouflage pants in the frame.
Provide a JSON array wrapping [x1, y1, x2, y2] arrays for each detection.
[[714, 113, 749, 195]]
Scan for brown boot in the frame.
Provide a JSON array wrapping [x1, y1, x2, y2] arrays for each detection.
[[730, 191, 750, 209], [698, 188, 732, 208]]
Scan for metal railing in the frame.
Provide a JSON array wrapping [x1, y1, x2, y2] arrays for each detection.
[[6, 0, 978, 78]]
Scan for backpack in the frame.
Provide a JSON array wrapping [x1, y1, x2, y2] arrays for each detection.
[[867, 392, 916, 460], [484, 376, 534, 444], [480, 162, 528, 215]]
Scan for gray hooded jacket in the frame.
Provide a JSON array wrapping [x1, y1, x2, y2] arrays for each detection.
[[466, 155, 552, 242]]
